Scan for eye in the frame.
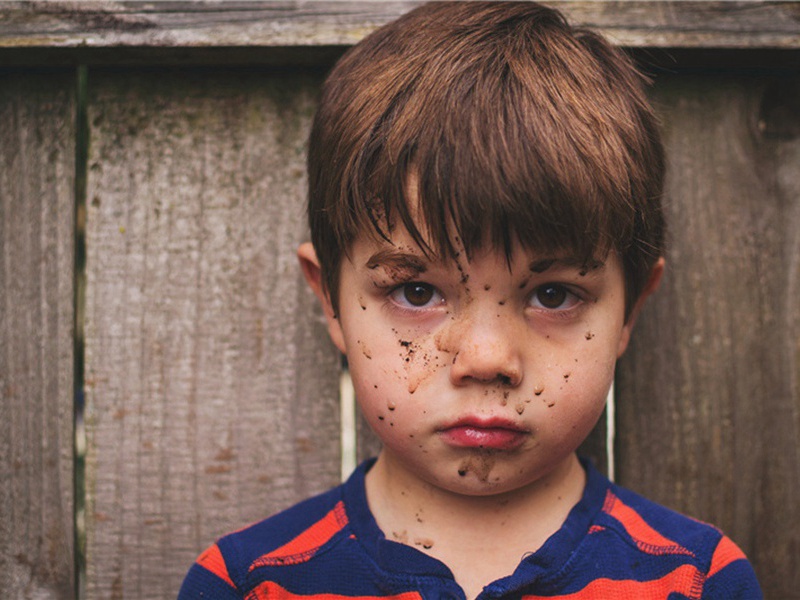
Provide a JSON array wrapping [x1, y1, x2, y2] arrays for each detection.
[[389, 282, 442, 309], [531, 284, 580, 310]]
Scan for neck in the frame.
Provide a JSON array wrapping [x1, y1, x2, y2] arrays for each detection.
[[364, 451, 586, 554]]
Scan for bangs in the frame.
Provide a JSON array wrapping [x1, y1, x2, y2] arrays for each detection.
[[308, 1, 665, 310], [337, 14, 656, 269]]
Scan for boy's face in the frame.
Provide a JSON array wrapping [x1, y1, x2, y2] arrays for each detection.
[[300, 225, 658, 497]]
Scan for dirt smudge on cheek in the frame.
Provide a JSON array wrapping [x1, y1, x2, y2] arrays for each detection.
[[357, 339, 372, 359], [515, 401, 526, 415], [534, 384, 545, 395], [414, 538, 434, 550], [397, 333, 449, 394]]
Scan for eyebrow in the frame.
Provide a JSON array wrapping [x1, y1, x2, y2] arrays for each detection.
[[365, 249, 428, 275], [529, 257, 605, 274]]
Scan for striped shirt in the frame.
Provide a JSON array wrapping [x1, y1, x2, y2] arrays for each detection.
[[178, 459, 761, 599]]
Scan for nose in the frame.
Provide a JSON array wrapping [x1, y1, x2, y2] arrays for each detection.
[[447, 313, 524, 388]]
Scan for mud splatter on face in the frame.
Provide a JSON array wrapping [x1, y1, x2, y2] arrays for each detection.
[[585, 331, 595, 340], [398, 335, 444, 394], [534, 384, 545, 395], [387, 399, 396, 411], [358, 339, 372, 359], [414, 538, 434, 550], [457, 452, 497, 482], [515, 401, 526, 415]]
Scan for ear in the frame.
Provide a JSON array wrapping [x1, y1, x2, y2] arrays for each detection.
[[617, 257, 665, 358], [297, 242, 347, 354]]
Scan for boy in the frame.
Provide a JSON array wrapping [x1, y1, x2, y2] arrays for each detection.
[[179, 3, 761, 598]]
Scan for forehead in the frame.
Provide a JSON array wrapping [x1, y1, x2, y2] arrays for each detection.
[[350, 225, 609, 276]]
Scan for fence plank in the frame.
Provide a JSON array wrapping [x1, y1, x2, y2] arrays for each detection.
[[616, 73, 800, 599], [0, 68, 76, 599], [83, 67, 340, 599], [0, 1, 798, 51]]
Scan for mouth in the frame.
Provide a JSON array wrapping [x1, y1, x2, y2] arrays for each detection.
[[437, 417, 529, 451]]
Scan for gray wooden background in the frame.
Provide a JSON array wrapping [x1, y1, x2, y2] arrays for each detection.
[[1, 2, 798, 599]]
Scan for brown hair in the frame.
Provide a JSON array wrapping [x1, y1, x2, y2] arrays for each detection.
[[307, 1, 665, 317]]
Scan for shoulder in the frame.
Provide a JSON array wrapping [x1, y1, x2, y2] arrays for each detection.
[[178, 482, 351, 598], [583, 476, 762, 599]]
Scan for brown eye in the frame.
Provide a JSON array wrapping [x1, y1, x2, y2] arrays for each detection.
[[403, 283, 435, 306], [534, 284, 569, 309]]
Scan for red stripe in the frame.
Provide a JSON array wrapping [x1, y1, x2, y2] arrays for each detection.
[[521, 563, 705, 599], [602, 491, 694, 557], [249, 501, 349, 570], [196, 543, 236, 589], [246, 581, 423, 599], [707, 535, 747, 578]]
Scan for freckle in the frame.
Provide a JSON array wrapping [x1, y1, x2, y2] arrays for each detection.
[[563, 372, 571, 380], [518, 278, 529, 289], [498, 300, 506, 306], [484, 284, 491, 291], [378, 415, 385, 421], [374, 384, 378, 389], [534, 384, 545, 395], [585, 331, 595, 340], [458, 468, 467, 476], [547, 401, 556, 407]]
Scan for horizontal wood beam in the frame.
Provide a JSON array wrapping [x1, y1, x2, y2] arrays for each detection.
[[0, 1, 798, 53]]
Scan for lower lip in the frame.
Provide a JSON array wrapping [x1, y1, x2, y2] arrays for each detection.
[[439, 426, 527, 451]]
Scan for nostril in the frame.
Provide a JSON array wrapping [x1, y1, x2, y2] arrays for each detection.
[[498, 374, 512, 386]]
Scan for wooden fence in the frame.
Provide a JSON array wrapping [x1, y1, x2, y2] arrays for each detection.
[[1, 2, 798, 599]]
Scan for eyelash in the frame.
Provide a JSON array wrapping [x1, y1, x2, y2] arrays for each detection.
[[387, 282, 445, 312], [384, 281, 584, 316], [528, 283, 583, 312]]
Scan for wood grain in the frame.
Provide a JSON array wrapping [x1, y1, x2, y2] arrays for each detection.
[[0, 1, 797, 51], [616, 73, 800, 599], [82, 67, 340, 599], [0, 68, 76, 599]]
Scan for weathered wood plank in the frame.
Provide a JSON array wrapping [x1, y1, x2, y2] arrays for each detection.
[[0, 68, 76, 599], [0, 1, 797, 51], [616, 73, 800, 599], [83, 67, 340, 599]]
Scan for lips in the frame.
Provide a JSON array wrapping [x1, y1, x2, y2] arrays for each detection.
[[438, 417, 529, 451]]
